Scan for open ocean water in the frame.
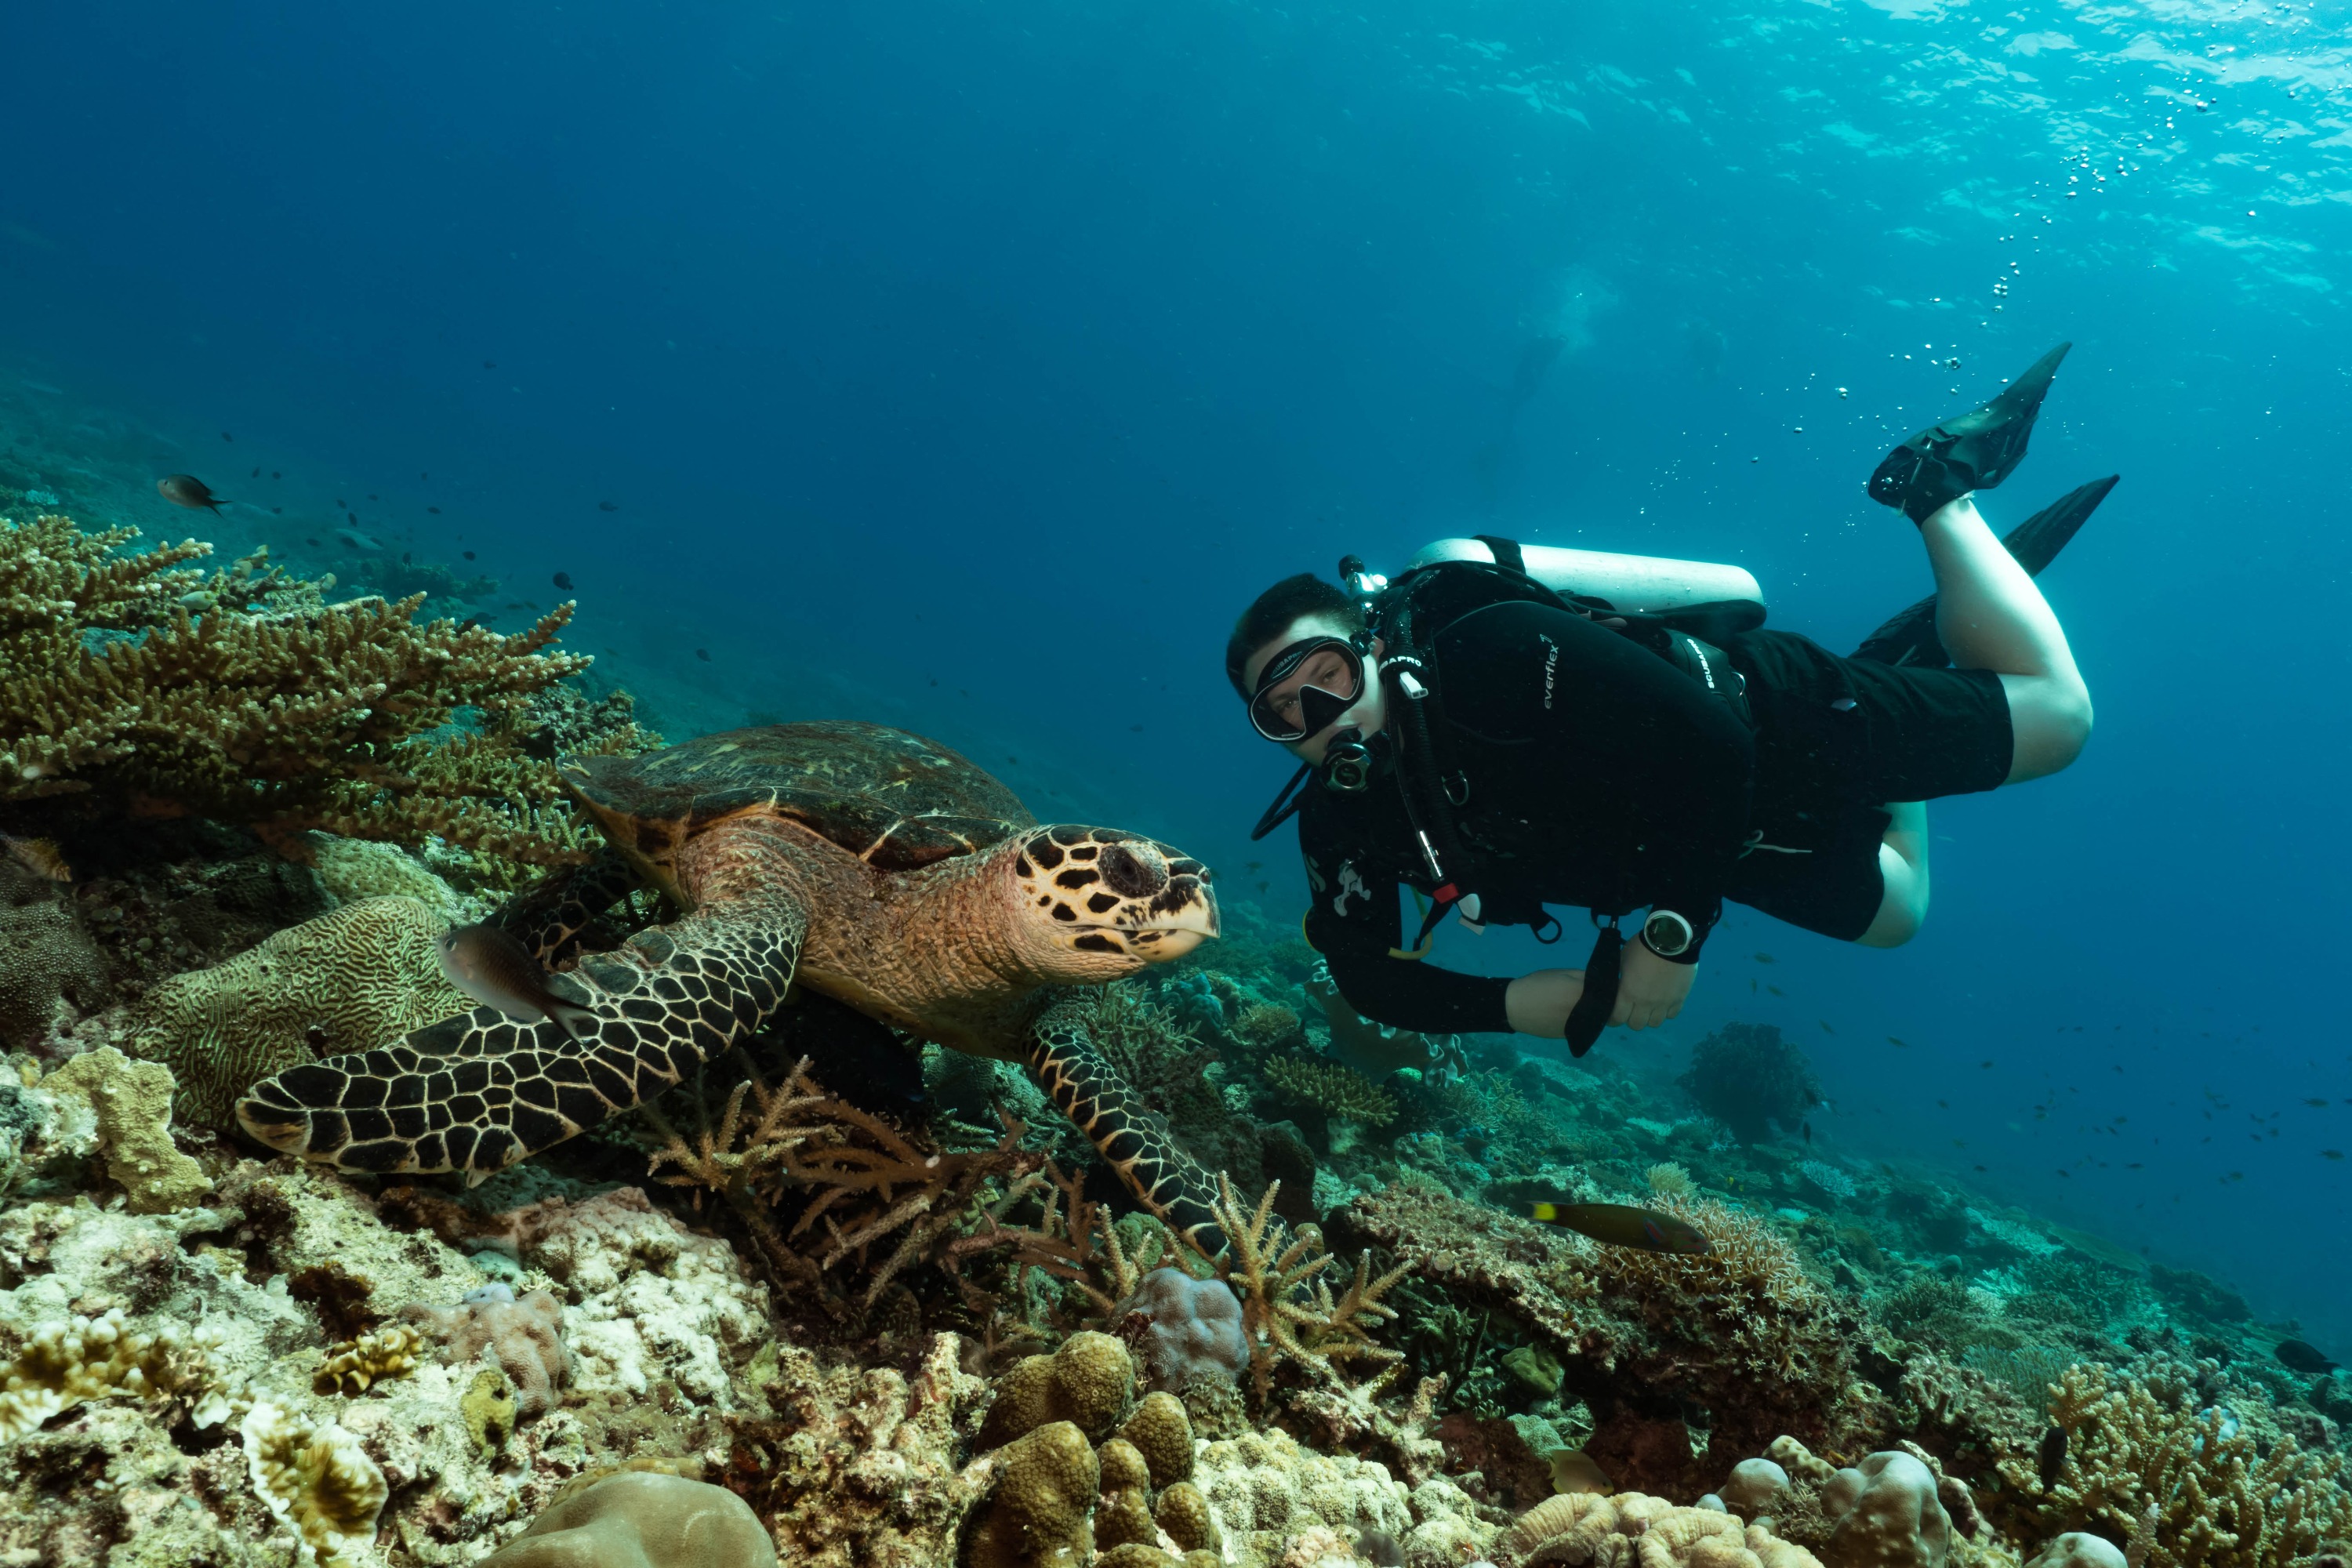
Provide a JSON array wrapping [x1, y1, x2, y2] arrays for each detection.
[[3, 0, 2346, 1353]]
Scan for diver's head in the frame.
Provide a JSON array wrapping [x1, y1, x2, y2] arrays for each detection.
[[1228, 573, 1388, 764]]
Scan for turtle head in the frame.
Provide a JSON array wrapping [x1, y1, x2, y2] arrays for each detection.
[[1006, 826, 1218, 980]]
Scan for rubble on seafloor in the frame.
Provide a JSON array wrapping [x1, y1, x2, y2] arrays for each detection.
[[2, 510, 2348, 1567]]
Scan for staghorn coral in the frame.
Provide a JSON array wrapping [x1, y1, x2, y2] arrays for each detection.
[[1334, 1183, 1601, 1363], [1649, 1163, 1698, 1200], [313, 1323, 427, 1396], [238, 1399, 390, 1568], [1234, 1002, 1305, 1051], [1205, 1174, 1408, 1401], [1995, 1363, 2352, 1568], [123, 894, 470, 1127], [0, 514, 625, 877], [476, 1472, 776, 1568], [399, 1283, 571, 1419], [42, 1047, 212, 1212], [1495, 1490, 1824, 1568], [0, 1305, 235, 1441], [645, 1051, 1042, 1318], [1266, 1055, 1399, 1127]]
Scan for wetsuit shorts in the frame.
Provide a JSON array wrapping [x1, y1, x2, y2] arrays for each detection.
[[1722, 631, 2013, 941]]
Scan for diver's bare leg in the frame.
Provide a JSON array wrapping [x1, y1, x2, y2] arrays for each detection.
[[1918, 495, 2092, 783], [1857, 801, 1929, 949]]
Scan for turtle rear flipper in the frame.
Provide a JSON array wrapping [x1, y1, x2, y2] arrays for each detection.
[[237, 896, 807, 1181], [490, 848, 644, 964], [1025, 996, 1229, 1259]]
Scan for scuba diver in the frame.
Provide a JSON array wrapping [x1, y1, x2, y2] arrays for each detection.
[[1227, 343, 2108, 1052]]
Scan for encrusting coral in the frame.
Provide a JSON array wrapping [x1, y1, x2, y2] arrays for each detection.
[[1265, 1054, 1400, 1127], [41, 1046, 212, 1211], [1997, 1362, 2352, 1568], [1495, 1490, 1824, 1568], [0, 512, 649, 877], [239, 1399, 390, 1568], [399, 1283, 572, 1420], [122, 893, 471, 1127]]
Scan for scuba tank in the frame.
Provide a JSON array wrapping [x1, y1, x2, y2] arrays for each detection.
[[1384, 537, 1766, 643]]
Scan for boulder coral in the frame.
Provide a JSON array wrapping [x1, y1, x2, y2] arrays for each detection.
[[1494, 1491, 1824, 1568], [476, 1472, 777, 1568]]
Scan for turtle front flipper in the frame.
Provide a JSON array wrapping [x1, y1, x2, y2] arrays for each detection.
[[491, 849, 644, 964], [1025, 995, 1229, 1259], [236, 892, 808, 1182]]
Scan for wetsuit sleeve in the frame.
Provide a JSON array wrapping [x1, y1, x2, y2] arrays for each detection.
[[1299, 815, 1512, 1035], [1443, 602, 1755, 960]]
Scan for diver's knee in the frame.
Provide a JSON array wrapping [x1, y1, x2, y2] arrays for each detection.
[[1857, 846, 1928, 947], [2007, 677, 2092, 781]]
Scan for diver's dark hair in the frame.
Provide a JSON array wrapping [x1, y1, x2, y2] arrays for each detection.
[[1225, 573, 1365, 697]]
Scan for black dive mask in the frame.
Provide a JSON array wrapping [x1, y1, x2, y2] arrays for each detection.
[[1246, 633, 1370, 743]]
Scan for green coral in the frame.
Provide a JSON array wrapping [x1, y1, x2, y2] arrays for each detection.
[[978, 1330, 1136, 1447], [461, 1367, 518, 1460], [42, 1047, 212, 1212], [967, 1421, 1098, 1568]]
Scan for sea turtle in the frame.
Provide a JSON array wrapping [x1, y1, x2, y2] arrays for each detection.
[[235, 720, 1228, 1253]]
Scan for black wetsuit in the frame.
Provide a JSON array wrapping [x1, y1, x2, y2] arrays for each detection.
[[1298, 597, 2013, 1035]]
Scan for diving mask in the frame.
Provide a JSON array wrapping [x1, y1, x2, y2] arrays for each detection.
[[1247, 633, 1370, 743]]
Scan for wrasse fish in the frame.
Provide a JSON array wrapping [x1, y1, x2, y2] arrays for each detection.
[[436, 924, 598, 1042], [1530, 1202, 1710, 1254]]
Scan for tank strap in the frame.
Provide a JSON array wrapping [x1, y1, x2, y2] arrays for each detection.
[[1472, 534, 1527, 575]]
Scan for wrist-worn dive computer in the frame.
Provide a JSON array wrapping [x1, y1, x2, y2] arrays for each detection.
[[1639, 909, 1694, 959]]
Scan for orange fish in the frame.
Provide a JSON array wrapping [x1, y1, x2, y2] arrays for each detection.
[[157, 474, 226, 513]]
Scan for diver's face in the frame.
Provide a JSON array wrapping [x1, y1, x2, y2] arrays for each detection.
[[1243, 614, 1386, 764]]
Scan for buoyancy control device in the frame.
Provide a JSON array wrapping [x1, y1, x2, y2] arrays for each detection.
[[1261, 533, 1767, 1054]]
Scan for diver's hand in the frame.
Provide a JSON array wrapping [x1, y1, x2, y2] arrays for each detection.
[[1613, 938, 1694, 1030], [1504, 968, 1584, 1038]]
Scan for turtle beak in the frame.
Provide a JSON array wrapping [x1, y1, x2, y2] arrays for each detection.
[[1012, 829, 1220, 971], [1125, 873, 1218, 964]]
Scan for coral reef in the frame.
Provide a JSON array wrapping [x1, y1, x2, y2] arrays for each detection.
[[477, 1472, 777, 1568], [313, 1323, 427, 1396], [0, 856, 107, 1047], [0, 1305, 233, 1441], [42, 1046, 212, 1211], [240, 1398, 390, 1568], [1494, 1490, 1823, 1568], [121, 894, 470, 1127], [1122, 1266, 1251, 1390]]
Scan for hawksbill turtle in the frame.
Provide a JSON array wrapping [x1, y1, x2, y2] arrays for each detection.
[[234, 720, 1229, 1253]]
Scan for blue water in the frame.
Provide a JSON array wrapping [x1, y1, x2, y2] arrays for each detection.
[[5, 2, 2346, 1347]]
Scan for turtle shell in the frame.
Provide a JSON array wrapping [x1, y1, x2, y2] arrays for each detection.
[[561, 720, 1035, 889]]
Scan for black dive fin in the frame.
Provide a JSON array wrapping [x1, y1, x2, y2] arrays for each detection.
[[1869, 342, 2072, 523], [1852, 474, 2118, 667]]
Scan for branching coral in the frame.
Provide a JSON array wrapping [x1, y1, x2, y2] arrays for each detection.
[[645, 1051, 1041, 1318], [1202, 1173, 1407, 1401], [0, 1306, 234, 1440], [0, 512, 644, 876], [1265, 1055, 1399, 1127], [1996, 1363, 2352, 1568]]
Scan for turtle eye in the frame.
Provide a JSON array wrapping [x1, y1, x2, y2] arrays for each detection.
[[1098, 843, 1165, 898]]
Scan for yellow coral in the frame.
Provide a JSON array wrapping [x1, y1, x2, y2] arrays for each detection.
[[1998, 1364, 2351, 1568], [0, 513, 633, 876], [1647, 1162, 1697, 1200], [123, 895, 470, 1127], [314, 1324, 427, 1396], [239, 1399, 390, 1568], [1497, 1490, 1824, 1568], [1263, 1055, 1397, 1127], [0, 1307, 233, 1442], [43, 1047, 212, 1212]]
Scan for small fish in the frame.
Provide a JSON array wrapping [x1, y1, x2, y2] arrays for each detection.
[[272, 470, 281, 479], [427, 505, 441, 514], [1766, 985, 1785, 997], [2325, 1150, 2344, 1161], [2275, 1339, 2339, 1375], [553, 571, 575, 590], [1802, 1121, 1812, 1145], [436, 924, 598, 1041], [0, 833, 72, 882], [347, 510, 360, 526], [2306, 1098, 2328, 1108], [1819, 1020, 1835, 1034], [1546, 1448, 1614, 1496], [1754, 952, 1776, 964], [1530, 1202, 1710, 1254], [1889, 1036, 1908, 1048], [463, 550, 477, 560], [695, 648, 712, 661], [220, 430, 233, 441], [483, 359, 496, 368], [597, 500, 619, 513], [156, 474, 226, 512], [249, 466, 260, 478], [2036, 1427, 2067, 1490]]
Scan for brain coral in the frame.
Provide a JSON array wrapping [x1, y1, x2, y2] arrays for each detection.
[[123, 894, 469, 1127]]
